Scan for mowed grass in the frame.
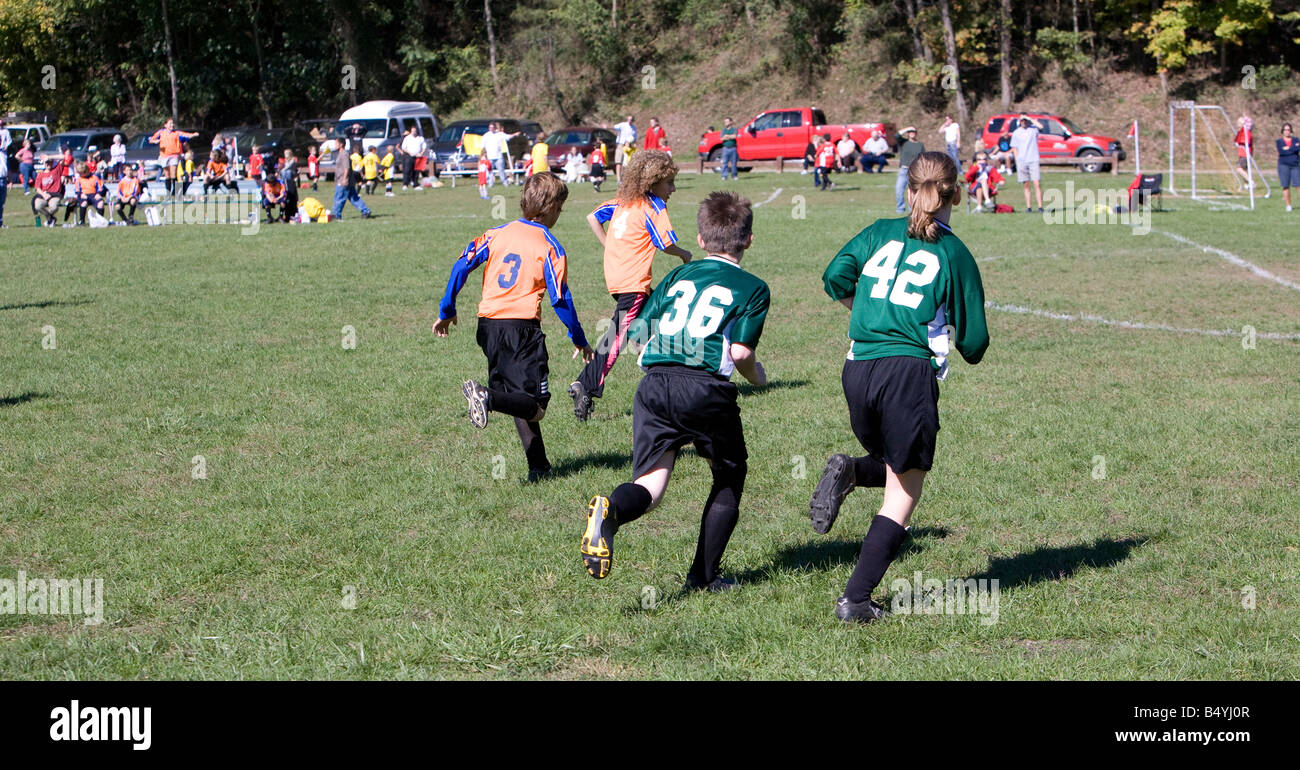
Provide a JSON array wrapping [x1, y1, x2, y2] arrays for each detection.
[[1, 170, 1297, 680]]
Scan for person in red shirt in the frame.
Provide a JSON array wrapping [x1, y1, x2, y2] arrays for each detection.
[[815, 133, 837, 190], [148, 118, 199, 197], [1233, 115, 1254, 185], [964, 152, 1004, 211], [114, 164, 143, 225], [307, 146, 320, 191], [248, 147, 264, 180], [32, 163, 66, 227], [435, 172, 593, 482], [476, 151, 491, 200], [588, 146, 606, 193], [643, 117, 667, 151]]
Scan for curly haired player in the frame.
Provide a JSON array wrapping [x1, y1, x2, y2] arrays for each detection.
[[813, 151, 989, 623], [568, 149, 692, 422]]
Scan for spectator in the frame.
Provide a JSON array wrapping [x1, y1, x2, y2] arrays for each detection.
[[0, 119, 9, 224], [643, 117, 666, 151], [613, 115, 636, 178], [859, 129, 889, 173], [563, 147, 584, 183], [1233, 115, 1254, 185], [836, 133, 858, 172], [32, 162, 64, 226], [280, 148, 299, 219], [990, 128, 1014, 174], [965, 151, 1004, 211], [1010, 114, 1043, 213], [802, 136, 817, 175], [1277, 122, 1298, 213], [529, 127, 548, 178], [17, 139, 36, 193], [719, 117, 739, 181], [940, 116, 961, 171], [108, 135, 126, 181], [332, 139, 373, 219], [481, 121, 519, 187], [399, 125, 425, 190], [894, 126, 925, 213], [476, 150, 490, 200]]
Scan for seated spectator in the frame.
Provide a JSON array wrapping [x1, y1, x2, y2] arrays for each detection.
[[859, 129, 889, 173], [964, 151, 1004, 211], [836, 134, 858, 172], [115, 164, 143, 225], [803, 138, 818, 174], [990, 130, 1015, 174], [31, 163, 66, 227]]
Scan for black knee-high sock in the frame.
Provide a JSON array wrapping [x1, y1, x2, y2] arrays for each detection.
[[687, 469, 745, 584], [609, 482, 652, 535], [844, 515, 907, 603], [854, 456, 886, 488], [488, 390, 538, 420], [513, 418, 548, 471]]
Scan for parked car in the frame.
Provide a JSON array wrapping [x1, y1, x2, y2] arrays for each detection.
[[235, 127, 316, 173], [980, 113, 1125, 173], [34, 128, 120, 171], [296, 118, 337, 144], [697, 107, 895, 163], [520, 121, 544, 143], [545, 126, 617, 172], [4, 123, 49, 182], [335, 100, 438, 153], [432, 118, 530, 172]]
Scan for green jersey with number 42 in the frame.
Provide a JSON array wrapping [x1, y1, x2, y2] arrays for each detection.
[[822, 217, 988, 378], [635, 256, 771, 378]]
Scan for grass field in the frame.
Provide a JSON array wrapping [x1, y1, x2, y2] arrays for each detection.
[[2, 169, 1297, 680]]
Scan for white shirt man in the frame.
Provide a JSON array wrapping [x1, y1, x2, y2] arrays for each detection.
[[1010, 116, 1043, 211], [400, 130, 427, 159], [480, 122, 518, 186], [613, 116, 636, 175], [863, 134, 889, 156]]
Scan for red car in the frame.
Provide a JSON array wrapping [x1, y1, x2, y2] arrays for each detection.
[[697, 107, 894, 163], [981, 113, 1125, 173], [544, 126, 617, 171]]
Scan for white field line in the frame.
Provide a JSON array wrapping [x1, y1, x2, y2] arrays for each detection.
[[986, 301, 1300, 341], [1155, 230, 1300, 293], [753, 188, 784, 208]]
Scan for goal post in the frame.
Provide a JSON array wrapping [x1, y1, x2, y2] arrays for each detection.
[[1168, 101, 1271, 209]]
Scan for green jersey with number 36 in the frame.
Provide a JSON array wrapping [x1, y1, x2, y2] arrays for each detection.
[[822, 217, 988, 375], [635, 256, 771, 378]]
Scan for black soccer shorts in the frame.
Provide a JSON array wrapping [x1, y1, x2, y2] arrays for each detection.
[[631, 364, 747, 479], [842, 355, 940, 473], [476, 317, 551, 411]]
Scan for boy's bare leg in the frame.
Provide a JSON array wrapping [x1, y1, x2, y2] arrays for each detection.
[[581, 451, 676, 579]]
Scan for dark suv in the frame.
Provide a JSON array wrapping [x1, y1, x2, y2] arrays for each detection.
[[432, 118, 531, 171], [34, 128, 120, 170]]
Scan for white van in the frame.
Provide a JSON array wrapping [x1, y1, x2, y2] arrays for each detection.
[[334, 100, 439, 153]]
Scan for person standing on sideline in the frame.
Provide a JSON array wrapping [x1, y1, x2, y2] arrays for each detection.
[[1233, 116, 1255, 186], [720, 117, 739, 181], [894, 127, 925, 213], [482, 121, 519, 187], [1277, 123, 1298, 212], [529, 127, 549, 178], [17, 139, 36, 193], [940, 117, 961, 171], [0, 119, 11, 222], [399, 126, 426, 190], [613, 115, 637, 179], [1010, 114, 1043, 214], [332, 140, 373, 219], [643, 117, 666, 152]]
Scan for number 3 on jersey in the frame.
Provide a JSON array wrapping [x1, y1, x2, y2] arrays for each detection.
[[658, 280, 733, 337], [497, 253, 522, 289], [861, 240, 939, 309]]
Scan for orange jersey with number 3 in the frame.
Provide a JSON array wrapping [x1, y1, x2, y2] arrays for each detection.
[[471, 220, 570, 320]]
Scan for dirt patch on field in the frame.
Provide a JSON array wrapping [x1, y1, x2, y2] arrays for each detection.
[[545, 656, 635, 680]]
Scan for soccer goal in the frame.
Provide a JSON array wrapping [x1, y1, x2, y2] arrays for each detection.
[[1168, 101, 1271, 208]]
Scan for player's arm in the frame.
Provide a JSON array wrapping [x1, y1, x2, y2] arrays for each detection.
[[434, 237, 489, 337], [646, 211, 690, 262], [728, 283, 771, 387], [542, 248, 593, 361], [586, 211, 607, 247], [823, 231, 869, 308], [946, 250, 990, 364]]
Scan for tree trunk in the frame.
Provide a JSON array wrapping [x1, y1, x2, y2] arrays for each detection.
[[1071, 0, 1079, 52], [247, 0, 273, 128], [938, 0, 968, 125], [1000, 0, 1012, 109], [161, 0, 178, 121], [904, 0, 934, 63], [611, 0, 617, 28], [546, 34, 568, 125], [484, 0, 499, 97]]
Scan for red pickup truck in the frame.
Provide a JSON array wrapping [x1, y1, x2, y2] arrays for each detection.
[[697, 107, 896, 162]]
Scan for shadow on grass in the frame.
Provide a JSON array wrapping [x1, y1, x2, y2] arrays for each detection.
[[0, 299, 91, 312], [737, 378, 810, 397], [546, 451, 631, 479], [0, 391, 48, 408], [964, 536, 1148, 590], [730, 525, 951, 586]]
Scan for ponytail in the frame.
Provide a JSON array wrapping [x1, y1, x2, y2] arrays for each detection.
[[906, 151, 960, 242]]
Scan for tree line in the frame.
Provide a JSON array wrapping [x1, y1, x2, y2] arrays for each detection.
[[0, 0, 1295, 132]]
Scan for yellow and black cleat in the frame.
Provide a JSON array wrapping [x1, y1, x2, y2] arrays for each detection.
[[580, 495, 613, 579]]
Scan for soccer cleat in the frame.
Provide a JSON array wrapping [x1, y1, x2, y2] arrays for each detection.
[[526, 465, 553, 484], [580, 495, 614, 579], [568, 381, 594, 422], [462, 380, 489, 429], [683, 574, 738, 593], [809, 454, 855, 535], [835, 595, 886, 624]]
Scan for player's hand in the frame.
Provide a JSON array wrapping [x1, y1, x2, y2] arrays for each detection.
[[433, 316, 456, 337], [680, 251, 692, 263], [573, 344, 595, 363], [751, 361, 768, 388]]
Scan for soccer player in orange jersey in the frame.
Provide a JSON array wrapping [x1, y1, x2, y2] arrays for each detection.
[[567, 150, 692, 422], [148, 118, 198, 198], [435, 172, 594, 482]]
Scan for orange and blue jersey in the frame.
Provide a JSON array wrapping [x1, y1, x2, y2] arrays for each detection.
[[149, 128, 185, 156], [76, 176, 103, 196], [117, 176, 141, 199], [592, 194, 677, 295], [439, 219, 588, 348]]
